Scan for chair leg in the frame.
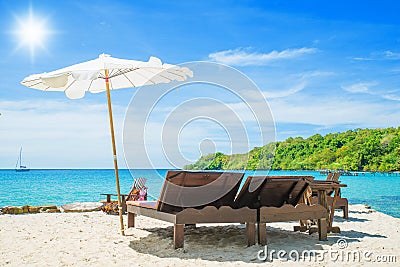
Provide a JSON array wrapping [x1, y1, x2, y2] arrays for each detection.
[[343, 205, 349, 219], [246, 222, 256, 246], [257, 223, 267, 245], [174, 224, 184, 249], [318, 218, 327, 241], [121, 196, 127, 214], [127, 212, 135, 228]]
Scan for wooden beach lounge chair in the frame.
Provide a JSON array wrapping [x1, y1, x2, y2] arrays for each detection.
[[313, 172, 349, 219], [234, 176, 328, 244], [126, 171, 256, 249], [327, 195, 348, 219], [309, 180, 347, 233], [126, 177, 147, 201], [101, 178, 147, 214], [328, 173, 348, 218]]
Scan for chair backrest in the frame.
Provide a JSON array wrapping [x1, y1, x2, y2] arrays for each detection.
[[331, 172, 341, 182], [132, 177, 147, 189], [127, 177, 148, 201], [234, 176, 312, 209], [156, 171, 244, 213], [325, 173, 334, 181]]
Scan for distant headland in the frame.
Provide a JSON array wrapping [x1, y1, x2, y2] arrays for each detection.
[[184, 127, 400, 171]]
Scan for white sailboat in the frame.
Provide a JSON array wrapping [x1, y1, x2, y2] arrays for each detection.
[[15, 147, 30, 172]]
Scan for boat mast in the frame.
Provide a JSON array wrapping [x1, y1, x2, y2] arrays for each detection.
[[19, 147, 22, 168]]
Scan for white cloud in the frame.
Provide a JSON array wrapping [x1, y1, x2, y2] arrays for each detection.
[[341, 82, 377, 93], [341, 82, 400, 102], [382, 94, 400, 101], [208, 47, 317, 66], [263, 82, 306, 99], [384, 50, 400, 60], [353, 50, 400, 61], [352, 57, 373, 61], [259, 71, 333, 99], [297, 71, 335, 79]]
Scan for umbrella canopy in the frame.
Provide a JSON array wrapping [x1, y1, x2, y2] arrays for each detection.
[[21, 54, 193, 235], [21, 53, 193, 99]]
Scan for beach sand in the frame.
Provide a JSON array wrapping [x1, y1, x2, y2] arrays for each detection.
[[1, 204, 399, 266]]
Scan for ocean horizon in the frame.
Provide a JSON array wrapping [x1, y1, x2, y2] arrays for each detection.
[[1, 169, 399, 218]]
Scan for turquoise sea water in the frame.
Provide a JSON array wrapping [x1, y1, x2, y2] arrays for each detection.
[[0, 169, 399, 218]]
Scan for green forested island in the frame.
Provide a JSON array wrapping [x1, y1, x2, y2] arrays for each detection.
[[184, 127, 400, 171]]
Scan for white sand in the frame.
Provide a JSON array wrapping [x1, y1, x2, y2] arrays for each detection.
[[1, 204, 399, 266]]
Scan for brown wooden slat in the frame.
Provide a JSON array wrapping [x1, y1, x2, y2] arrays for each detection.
[[265, 175, 314, 181], [259, 204, 327, 222], [288, 180, 309, 205], [158, 171, 244, 213], [235, 176, 309, 209], [258, 181, 296, 207], [175, 206, 256, 224], [127, 205, 177, 223], [234, 176, 311, 209]]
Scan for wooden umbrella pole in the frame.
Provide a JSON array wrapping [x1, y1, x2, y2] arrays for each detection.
[[105, 69, 125, 236]]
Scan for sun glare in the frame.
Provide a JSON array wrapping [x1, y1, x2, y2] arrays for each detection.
[[14, 9, 51, 61]]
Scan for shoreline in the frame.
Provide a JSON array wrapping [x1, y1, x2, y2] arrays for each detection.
[[1, 204, 399, 266], [0, 201, 393, 215], [2, 200, 400, 219], [0, 199, 400, 219]]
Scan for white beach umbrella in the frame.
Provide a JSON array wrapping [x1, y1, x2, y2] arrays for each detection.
[[21, 54, 193, 235]]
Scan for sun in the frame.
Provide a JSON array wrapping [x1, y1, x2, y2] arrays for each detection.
[[14, 8, 51, 61]]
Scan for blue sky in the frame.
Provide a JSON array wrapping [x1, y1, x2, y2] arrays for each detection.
[[0, 0, 399, 168]]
